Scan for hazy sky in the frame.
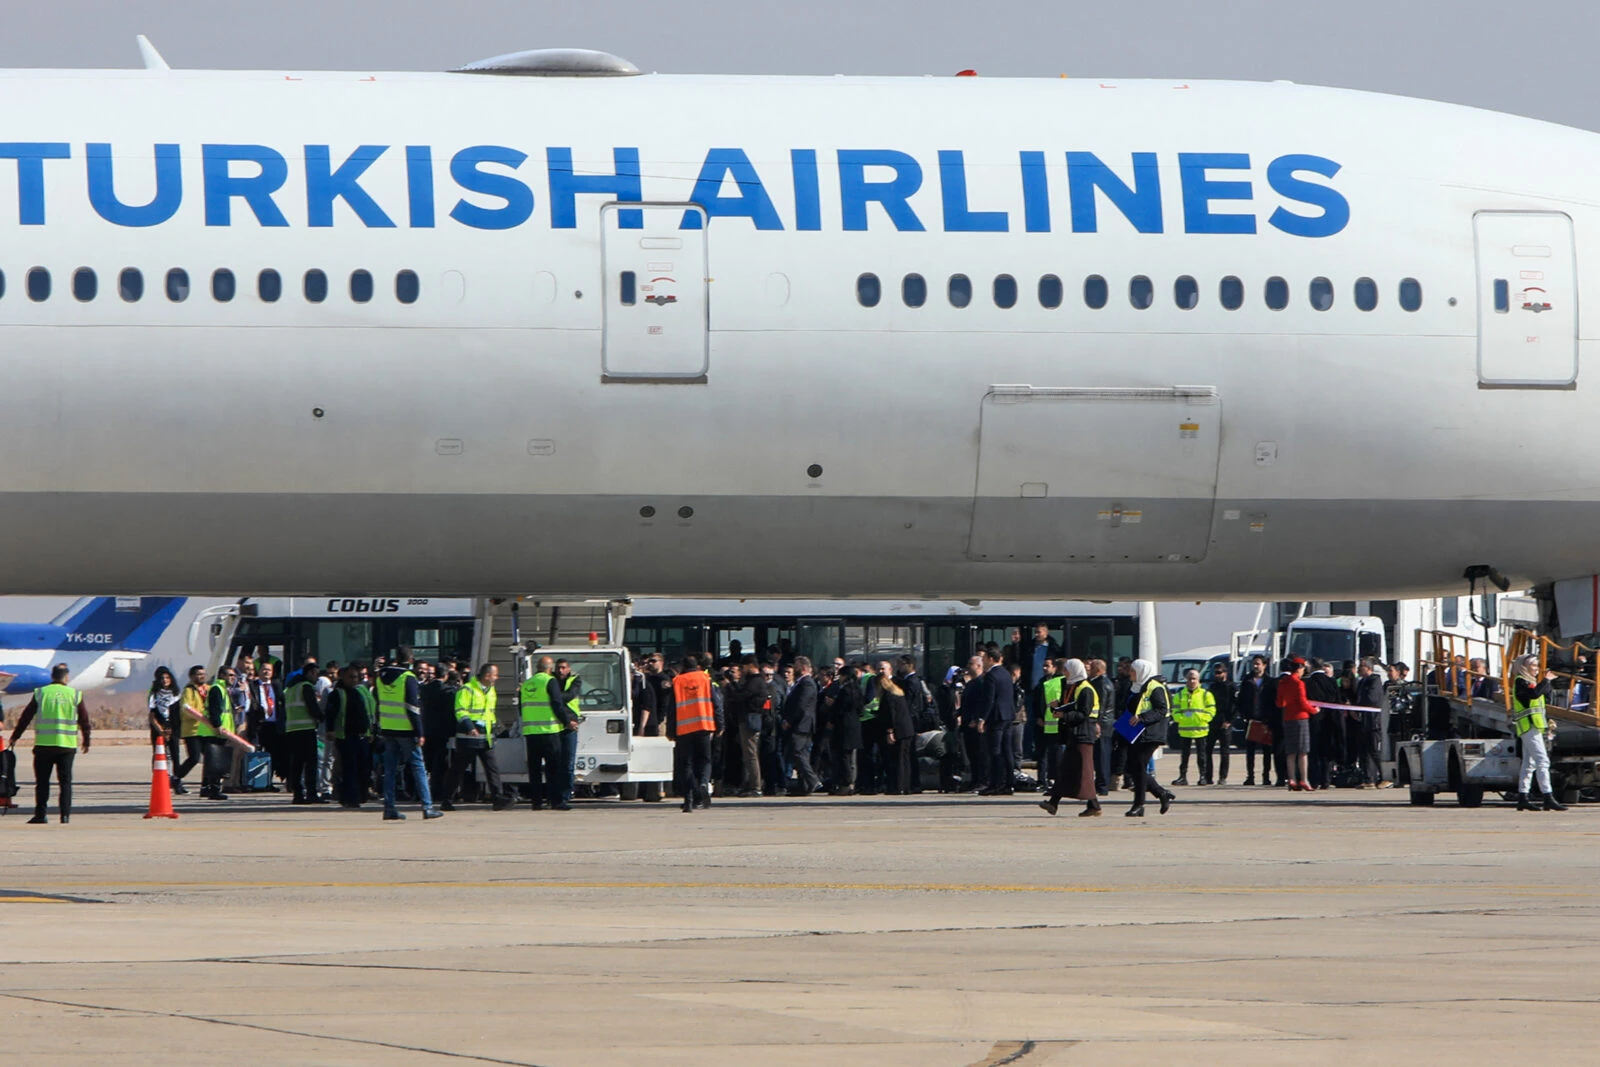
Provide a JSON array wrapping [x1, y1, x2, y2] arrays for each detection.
[[2, 0, 1596, 130]]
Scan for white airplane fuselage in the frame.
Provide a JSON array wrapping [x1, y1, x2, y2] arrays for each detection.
[[2, 67, 1596, 599]]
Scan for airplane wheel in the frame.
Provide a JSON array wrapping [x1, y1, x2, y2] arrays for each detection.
[[1409, 789, 1435, 806]]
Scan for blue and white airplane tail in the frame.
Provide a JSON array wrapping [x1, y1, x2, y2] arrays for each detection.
[[1, 597, 188, 695]]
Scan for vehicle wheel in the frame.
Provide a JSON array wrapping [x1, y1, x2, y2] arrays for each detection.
[[1562, 785, 1580, 805], [618, 783, 639, 801], [1457, 786, 1484, 808], [641, 782, 662, 803], [1410, 789, 1435, 807]]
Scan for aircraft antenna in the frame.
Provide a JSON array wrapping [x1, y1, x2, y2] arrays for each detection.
[[136, 35, 171, 72]]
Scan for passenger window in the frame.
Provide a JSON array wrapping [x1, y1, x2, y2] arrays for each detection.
[[396, 270, 420, 305], [1492, 278, 1509, 314], [165, 268, 189, 303], [304, 269, 328, 303], [1355, 277, 1378, 312], [119, 268, 143, 303], [1129, 275, 1153, 310], [1264, 276, 1289, 310], [902, 273, 926, 308], [1399, 278, 1423, 312], [258, 269, 282, 303], [1309, 277, 1334, 311], [212, 269, 236, 303], [619, 270, 636, 306], [350, 269, 374, 304], [1038, 274, 1062, 309], [857, 273, 881, 307], [0, 269, 6, 300], [72, 268, 97, 302], [993, 274, 1017, 309], [948, 274, 972, 308], [1083, 274, 1108, 309], [26, 268, 50, 302], [1174, 276, 1198, 310], [1219, 276, 1244, 310]]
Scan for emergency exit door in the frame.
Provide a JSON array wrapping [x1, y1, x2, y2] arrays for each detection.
[[1475, 211, 1577, 387], [601, 202, 709, 382]]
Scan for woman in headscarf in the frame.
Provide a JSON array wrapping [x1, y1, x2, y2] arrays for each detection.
[[1039, 658, 1102, 817], [1512, 655, 1566, 811], [1125, 659, 1176, 817], [147, 666, 185, 795]]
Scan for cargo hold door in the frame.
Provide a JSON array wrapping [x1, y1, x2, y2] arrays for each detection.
[[601, 202, 709, 382], [1475, 211, 1577, 387], [966, 386, 1221, 563]]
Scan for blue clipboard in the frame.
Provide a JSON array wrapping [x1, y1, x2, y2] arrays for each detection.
[[1114, 711, 1146, 744]]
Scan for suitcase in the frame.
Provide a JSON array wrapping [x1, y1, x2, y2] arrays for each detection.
[[243, 750, 273, 792], [0, 746, 15, 799]]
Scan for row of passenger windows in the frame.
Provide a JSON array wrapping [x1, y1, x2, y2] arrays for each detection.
[[857, 273, 1426, 313], [0, 268, 422, 305]]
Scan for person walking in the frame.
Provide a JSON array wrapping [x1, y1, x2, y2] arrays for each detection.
[[9, 664, 90, 824], [1206, 662, 1234, 785], [181, 665, 233, 801], [1170, 669, 1216, 787], [780, 656, 821, 795], [147, 666, 183, 795], [876, 663, 916, 795], [282, 661, 325, 805], [730, 656, 768, 797], [1511, 655, 1568, 811], [1237, 655, 1272, 785], [375, 650, 441, 821], [520, 656, 575, 811], [671, 654, 720, 812], [1124, 660, 1175, 817], [1039, 659, 1102, 817], [325, 667, 372, 808], [1037, 658, 1064, 796], [1276, 657, 1317, 792]]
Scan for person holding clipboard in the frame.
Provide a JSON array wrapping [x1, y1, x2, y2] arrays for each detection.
[[1118, 660, 1176, 817]]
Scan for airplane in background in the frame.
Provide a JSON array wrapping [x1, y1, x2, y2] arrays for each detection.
[[0, 42, 1597, 609], [0, 597, 187, 696]]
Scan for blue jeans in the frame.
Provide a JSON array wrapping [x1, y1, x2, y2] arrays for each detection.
[[382, 736, 433, 813], [561, 728, 579, 803]]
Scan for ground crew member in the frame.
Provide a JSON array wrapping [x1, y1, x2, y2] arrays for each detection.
[[376, 650, 440, 821], [1512, 655, 1568, 812], [444, 664, 510, 810], [8, 663, 90, 824], [1171, 669, 1216, 786], [326, 667, 372, 808], [283, 660, 325, 805], [1037, 658, 1063, 794], [671, 654, 721, 812], [554, 659, 585, 805], [520, 656, 577, 811], [179, 665, 233, 800], [1039, 659, 1102, 818]]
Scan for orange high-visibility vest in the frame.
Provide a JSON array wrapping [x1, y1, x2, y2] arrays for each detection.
[[672, 671, 716, 735]]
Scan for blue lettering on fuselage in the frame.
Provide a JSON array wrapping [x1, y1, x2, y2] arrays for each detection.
[[3, 145, 1350, 236]]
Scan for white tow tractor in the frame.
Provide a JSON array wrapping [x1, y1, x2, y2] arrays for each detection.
[[491, 645, 675, 800]]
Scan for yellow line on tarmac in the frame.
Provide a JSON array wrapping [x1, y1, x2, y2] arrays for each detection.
[[11, 878, 1584, 895]]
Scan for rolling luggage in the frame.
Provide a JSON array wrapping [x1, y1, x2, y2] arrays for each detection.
[[243, 749, 273, 792]]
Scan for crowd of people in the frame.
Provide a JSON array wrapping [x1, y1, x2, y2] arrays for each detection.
[[4, 621, 1566, 823]]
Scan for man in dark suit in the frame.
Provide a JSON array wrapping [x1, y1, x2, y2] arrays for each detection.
[[248, 662, 284, 789], [981, 648, 1016, 795], [780, 656, 821, 795], [959, 655, 989, 793]]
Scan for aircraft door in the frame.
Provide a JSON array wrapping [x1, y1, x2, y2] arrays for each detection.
[[1474, 211, 1577, 387], [601, 202, 709, 382], [966, 386, 1221, 564]]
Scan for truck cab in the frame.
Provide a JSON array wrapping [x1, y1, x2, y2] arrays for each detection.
[[1284, 616, 1386, 667]]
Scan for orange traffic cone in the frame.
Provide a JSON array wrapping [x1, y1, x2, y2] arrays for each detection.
[[144, 737, 179, 820]]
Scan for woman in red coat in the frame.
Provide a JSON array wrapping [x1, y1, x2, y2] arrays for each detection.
[[1276, 657, 1317, 791]]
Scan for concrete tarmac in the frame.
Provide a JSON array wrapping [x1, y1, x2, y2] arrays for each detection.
[[0, 745, 1594, 1066]]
